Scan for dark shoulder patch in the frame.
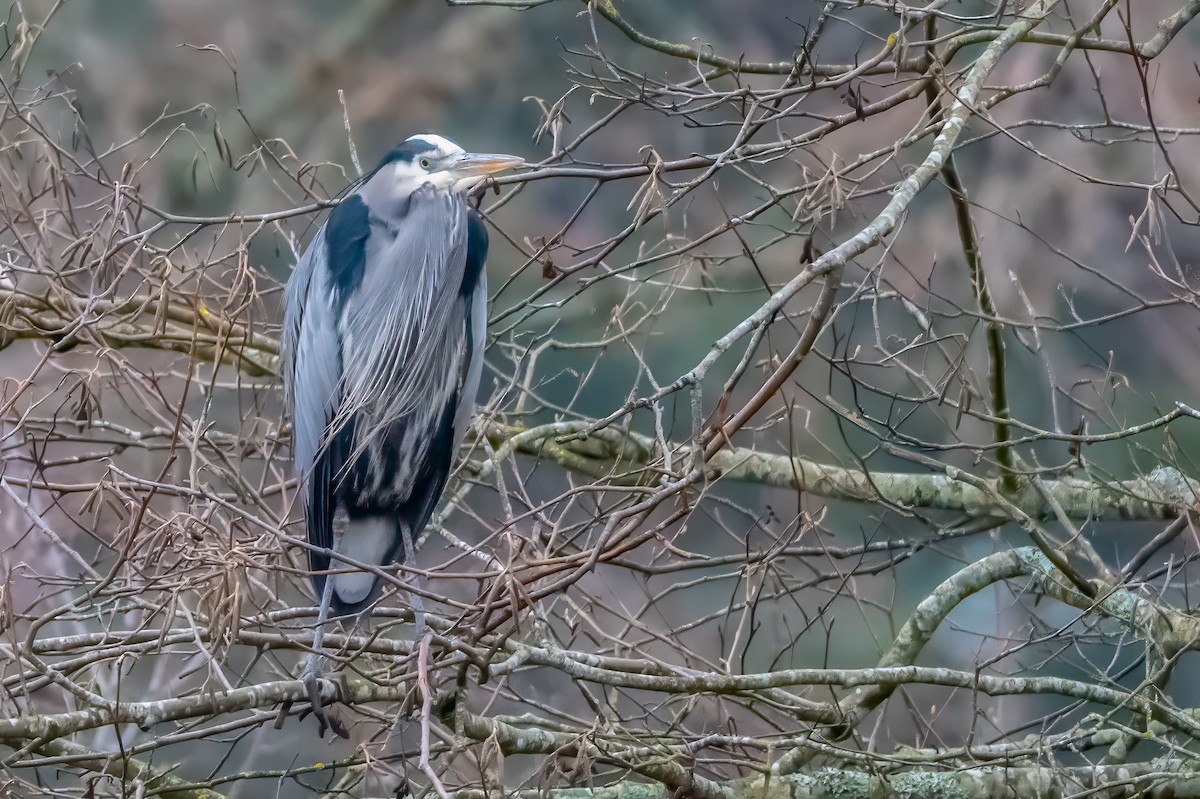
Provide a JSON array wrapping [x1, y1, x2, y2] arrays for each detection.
[[325, 193, 371, 309], [461, 210, 489, 299]]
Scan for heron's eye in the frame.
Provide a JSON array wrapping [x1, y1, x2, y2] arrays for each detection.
[[419, 158, 432, 170]]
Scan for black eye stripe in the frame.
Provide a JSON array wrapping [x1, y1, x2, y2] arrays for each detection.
[[375, 139, 445, 171]]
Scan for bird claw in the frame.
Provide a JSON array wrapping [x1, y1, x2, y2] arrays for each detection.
[[303, 663, 351, 739]]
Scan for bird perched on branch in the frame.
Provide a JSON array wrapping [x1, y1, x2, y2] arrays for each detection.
[[282, 134, 522, 735]]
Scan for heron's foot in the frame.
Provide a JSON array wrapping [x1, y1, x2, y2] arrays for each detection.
[[302, 655, 351, 739]]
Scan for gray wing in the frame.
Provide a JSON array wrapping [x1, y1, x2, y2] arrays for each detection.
[[281, 227, 343, 551]]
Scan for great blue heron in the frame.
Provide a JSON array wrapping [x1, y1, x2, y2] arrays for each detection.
[[282, 134, 522, 735]]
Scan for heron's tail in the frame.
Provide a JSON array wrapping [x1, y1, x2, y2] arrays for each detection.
[[329, 515, 407, 616]]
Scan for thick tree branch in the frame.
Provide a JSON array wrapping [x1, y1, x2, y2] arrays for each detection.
[[483, 423, 1198, 522], [451, 765, 1200, 799]]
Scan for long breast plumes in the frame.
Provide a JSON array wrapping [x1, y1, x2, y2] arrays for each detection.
[[333, 188, 471, 501]]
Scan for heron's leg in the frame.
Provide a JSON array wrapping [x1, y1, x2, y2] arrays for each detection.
[[402, 525, 431, 726], [303, 571, 347, 738], [402, 525, 427, 638]]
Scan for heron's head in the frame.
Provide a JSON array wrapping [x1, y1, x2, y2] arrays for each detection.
[[374, 134, 523, 197]]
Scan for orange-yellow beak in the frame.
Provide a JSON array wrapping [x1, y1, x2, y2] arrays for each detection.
[[447, 152, 524, 179]]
